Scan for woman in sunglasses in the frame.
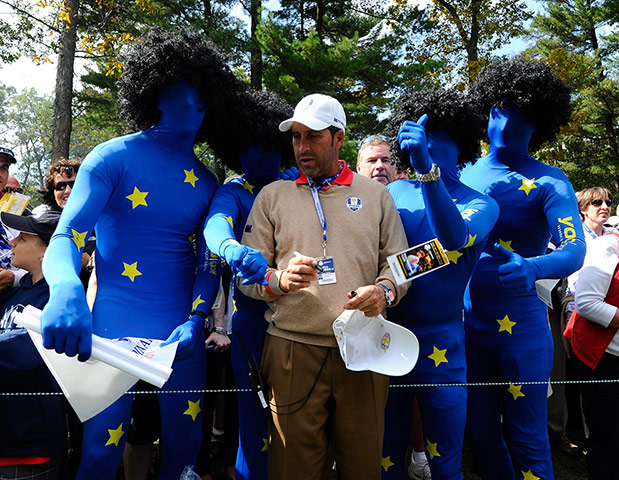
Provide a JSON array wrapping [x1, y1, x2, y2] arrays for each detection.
[[564, 188, 615, 322], [35, 158, 81, 214]]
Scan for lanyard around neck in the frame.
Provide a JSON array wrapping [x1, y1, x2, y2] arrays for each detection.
[[308, 166, 342, 257]]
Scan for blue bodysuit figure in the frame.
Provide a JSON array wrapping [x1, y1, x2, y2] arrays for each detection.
[[382, 89, 499, 480], [204, 89, 295, 480], [38, 30, 248, 479], [460, 58, 586, 480]]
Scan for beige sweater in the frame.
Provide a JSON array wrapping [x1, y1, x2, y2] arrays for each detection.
[[239, 165, 409, 347]]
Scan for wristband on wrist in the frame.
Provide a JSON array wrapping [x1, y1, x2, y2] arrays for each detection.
[[212, 326, 228, 335], [377, 283, 395, 307], [417, 163, 441, 183], [190, 310, 210, 329]]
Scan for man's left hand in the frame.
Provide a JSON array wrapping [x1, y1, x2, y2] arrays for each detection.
[[343, 285, 386, 317], [206, 331, 230, 352]]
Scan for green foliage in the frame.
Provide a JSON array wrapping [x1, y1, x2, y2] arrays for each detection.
[[529, 0, 619, 195], [258, 1, 435, 164]]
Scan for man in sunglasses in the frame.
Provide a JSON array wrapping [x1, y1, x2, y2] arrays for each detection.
[[0, 147, 28, 293]]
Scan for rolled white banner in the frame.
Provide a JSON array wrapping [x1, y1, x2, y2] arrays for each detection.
[[15, 305, 172, 388]]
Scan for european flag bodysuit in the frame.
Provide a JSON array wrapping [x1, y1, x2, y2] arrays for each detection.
[[383, 174, 498, 480], [41, 83, 221, 479], [205, 174, 270, 480], [460, 150, 585, 480]]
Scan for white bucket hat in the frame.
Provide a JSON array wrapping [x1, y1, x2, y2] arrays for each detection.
[[333, 309, 419, 376], [279, 93, 346, 132]]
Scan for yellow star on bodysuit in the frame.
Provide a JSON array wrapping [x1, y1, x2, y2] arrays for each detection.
[[521, 469, 540, 480], [105, 423, 125, 447], [497, 314, 516, 334], [184, 169, 199, 187], [224, 216, 234, 228], [242, 180, 255, 194], [121, 262, 142, 282], [426, 440, 441, 459], [233, 298, 238, 313], [508, 383, 525, 400], [428, 346, 448, 367], [125, 187, 148, 209], [71, 229, 88, 251], [183, 399, 201, 421], [261, 438, 269, 452], [464, 234, 477, 248], [446, 250, 463, 264], [499, 239, 514, 251], [381, 456, 395, 471], [192, 295, 206, 310], [518, 177, 537, 195]]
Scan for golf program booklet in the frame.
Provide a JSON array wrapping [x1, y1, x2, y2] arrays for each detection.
[[387, 238, 450, 285]]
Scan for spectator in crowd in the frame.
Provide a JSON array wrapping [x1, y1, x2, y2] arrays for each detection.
[[239, 93, 409, 480], [461, 58, 585, 479], [38, 29, 249, 479], [0, 210, 63, 479], [204, 88, 295, 480], [550, 187, 614, 457], [33, 158, 81, 216], [565, 229, 619, 480], [0, 147, 27, 292], [356, 135, 397, 185], [382, 87, 499, 480]]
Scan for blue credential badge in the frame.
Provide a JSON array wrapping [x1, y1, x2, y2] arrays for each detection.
[[317, 256, 336, 285]]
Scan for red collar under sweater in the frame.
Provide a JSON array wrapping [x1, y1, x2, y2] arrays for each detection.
[[295, 161, 354, 190]]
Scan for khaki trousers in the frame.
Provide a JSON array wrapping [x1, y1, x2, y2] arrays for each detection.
[[262, 334, 389, 480]]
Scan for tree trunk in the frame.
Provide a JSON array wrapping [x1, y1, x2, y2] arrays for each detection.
[[51, 0, 79, 162], [250, 0, 263, 89]]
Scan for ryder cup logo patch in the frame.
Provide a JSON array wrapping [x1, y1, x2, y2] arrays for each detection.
[[346, 196, 363, 212]]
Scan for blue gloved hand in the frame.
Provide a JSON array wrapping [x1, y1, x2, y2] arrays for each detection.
[[279, 166, 300, 181], [161, 318, 202, 361], [493, 243, 537, 292], [41, 281, 93, 362], [223, 243, 268, 285], [398, 114, 432, 175]]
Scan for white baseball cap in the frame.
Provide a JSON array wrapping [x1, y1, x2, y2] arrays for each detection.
[[279, 93, 346, 132], [333, 310, 419, 376]]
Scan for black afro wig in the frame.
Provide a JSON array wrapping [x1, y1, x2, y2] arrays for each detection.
[[469, 57, 572, 151], [117, 28, 245, 147], [207, 88, 296, 173], [384, 87, 485, 170]]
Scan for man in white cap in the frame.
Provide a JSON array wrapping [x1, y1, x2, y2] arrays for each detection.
[[239, 93, 409, 480]]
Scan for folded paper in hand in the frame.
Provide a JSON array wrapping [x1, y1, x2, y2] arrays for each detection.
[[333, 309, 419, 376], [15, 305, 178, 422]]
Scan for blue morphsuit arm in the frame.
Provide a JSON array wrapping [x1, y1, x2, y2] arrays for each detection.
[[162, 215, 222, 360], [204, 184, 267, 285], [493, 178, 586, 292], [397, 116, 468, 250], [41, 155, 111, 361]]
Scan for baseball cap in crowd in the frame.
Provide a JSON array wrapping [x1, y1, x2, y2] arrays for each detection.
[[0, 147, 17, 164], [279, 93, 346, 132], [0, 210, 60, 245], [605, 216, 619, 229], [333, 309, 419, 376]]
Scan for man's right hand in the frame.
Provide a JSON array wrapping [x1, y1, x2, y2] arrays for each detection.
[[0, 268, 15, 292], [398, 114, 432, 175], [223, 243, 268, 285], [279, 253, 319, 293], [41, 281, 93, 362]]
